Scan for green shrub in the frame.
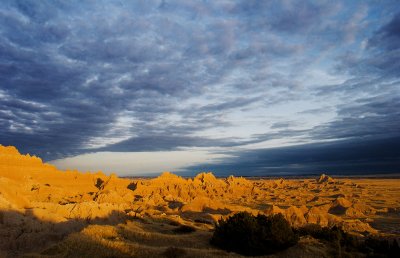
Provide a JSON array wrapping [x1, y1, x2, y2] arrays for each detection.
[[210, 212, 298, 256]]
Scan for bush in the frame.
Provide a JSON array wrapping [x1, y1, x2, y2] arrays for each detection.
[[298, 224, 348, 242], [297, 224, 357, 255], [298, 224, 400, 257], [169, 220, 181, 226], [172, 225, 196, 234], [163, 247, 187, 258], [362, 237, 400, 258], [210, 212, 298, 256], [127, 182, 137, 191]]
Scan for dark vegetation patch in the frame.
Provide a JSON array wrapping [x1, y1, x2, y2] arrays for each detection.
[[211, 213, 399, 257], [127, 181, 137, 191], [210, 212, 298, 256], [193, 218, 213, 225], [167, 201, 183, 209], [168, 220, 181, 226], [172, 225, 196, 234], [162, 246, 187, 258], [95, 178, 104, 190], [297, 223, 400, 257]]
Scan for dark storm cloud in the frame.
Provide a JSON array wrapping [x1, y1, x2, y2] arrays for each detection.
[[97, 126, 311, 153], [199, 96, 262, 113], [0, 0, 399, 176], [311, 95, 400, 140], [182, 136, 400, 176], [365, 12, 400, 79], [368, 12, 400, 51], [0, 0, 240, 159], [216, 91, 400, 176], [95, 135, 245, 153], [0, 0, 319, 159], [313, 11, 400, 152], [334, 11, 400, 82]]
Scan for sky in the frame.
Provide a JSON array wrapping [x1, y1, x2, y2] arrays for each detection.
[[0, 0, 399, 176]]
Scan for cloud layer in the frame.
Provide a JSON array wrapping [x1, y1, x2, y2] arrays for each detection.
[[0, 1, 399, 175], [183, 136, 400, 176]]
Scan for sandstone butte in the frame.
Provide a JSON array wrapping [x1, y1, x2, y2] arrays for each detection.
[[0, 144, 399, 257]]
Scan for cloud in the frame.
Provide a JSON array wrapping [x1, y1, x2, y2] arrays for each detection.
[[368, 11, 400, 51], [94, 135, 247, 152], [334, 11, 400, 80], [311, 95, 400, 140], [181, 135, 400, 176], [0, 1, 399, 176], [51, 150, 232, 176]]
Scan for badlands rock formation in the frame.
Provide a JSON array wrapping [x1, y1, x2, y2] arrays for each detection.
[[0, 145, 399, 257]]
